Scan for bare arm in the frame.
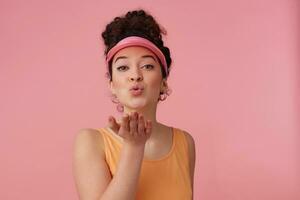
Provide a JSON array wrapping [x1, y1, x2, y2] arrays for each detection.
[[184, 130, 196, 199], [72, 112, 152, 200], [100, 143, 145, 200]]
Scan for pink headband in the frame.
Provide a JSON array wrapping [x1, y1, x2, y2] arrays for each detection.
[[105, 36, 168, 76]]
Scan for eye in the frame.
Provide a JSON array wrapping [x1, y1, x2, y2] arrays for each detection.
[[116, 65, 128, 71], [143, 64, 154, 70]]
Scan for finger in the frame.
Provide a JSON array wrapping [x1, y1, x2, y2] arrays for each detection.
[[120, 113, 129, 133], [129, 112, 138, 137], [138, 114, 145, 135], [108, 116, 119, 133], [145, 120, 152, 139]]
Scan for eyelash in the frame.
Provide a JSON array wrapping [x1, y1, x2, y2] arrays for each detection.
[[117, 64, 154, 71]]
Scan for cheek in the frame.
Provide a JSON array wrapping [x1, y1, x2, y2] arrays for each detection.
[[111, 79, 127, 96], [111, 72, 126, 88], [146, 76, 162, 93], [114, 83, 127, 94]]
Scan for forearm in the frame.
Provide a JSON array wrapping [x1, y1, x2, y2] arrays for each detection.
[[99, 143, 145, 200]]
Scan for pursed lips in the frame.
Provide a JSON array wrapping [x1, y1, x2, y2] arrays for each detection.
[[130, 85, 144, 91]]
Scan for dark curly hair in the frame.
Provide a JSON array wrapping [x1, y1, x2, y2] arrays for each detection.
[[101, 9, 172, 81]]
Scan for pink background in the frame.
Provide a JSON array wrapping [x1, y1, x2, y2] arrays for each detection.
[[1, 0, 299, 199]]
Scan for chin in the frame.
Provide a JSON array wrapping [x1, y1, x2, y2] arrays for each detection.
[[126, 99, 148, 109], [128, 103, 147, 109]]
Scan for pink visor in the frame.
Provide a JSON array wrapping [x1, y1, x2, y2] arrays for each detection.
[[105, 36, 168, 76]]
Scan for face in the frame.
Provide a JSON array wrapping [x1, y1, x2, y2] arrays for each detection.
[[110, 46, 167, 110]]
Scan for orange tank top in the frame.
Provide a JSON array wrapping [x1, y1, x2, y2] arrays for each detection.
[[97, 126, 192, 200]]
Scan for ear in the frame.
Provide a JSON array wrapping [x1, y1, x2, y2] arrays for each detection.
[[110, 81, 116, 94], [160, 78, 168, 91]]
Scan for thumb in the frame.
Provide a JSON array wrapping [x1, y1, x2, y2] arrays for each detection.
[[108, 116, 120, 133]]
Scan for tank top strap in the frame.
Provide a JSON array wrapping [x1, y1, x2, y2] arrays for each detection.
[[97, 127, 122, 174], [173, 127, 190, 169], [174, 127, 189, 149]]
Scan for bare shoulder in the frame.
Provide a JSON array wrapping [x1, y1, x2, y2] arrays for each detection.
[[181, 129, 196, 150], [73, 128, 105, 159], [181, 129, 196, 192], [72, 128, 111, 199], [181, 129, 196, 167]]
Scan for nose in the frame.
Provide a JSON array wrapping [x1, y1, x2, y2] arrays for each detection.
[[130, 76, 143, 81], [129, 67, 143, 82]]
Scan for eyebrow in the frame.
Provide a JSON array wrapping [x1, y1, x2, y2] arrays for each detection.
[[114, 55, 158, 63]]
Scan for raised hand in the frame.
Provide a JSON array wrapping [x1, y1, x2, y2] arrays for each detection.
[[108, 112, 152, 146]]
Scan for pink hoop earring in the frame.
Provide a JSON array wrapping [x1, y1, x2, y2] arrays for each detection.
[[159, 92, 167, 101], [116, 103, 124, 113], [111, 94, 124, 113], [158, 87, 172, 101]]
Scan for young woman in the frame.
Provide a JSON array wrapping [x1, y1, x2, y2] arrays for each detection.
[[73, 9, 196, 200]]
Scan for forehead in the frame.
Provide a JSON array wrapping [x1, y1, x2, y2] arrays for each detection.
[[112, 46, 157, 62]]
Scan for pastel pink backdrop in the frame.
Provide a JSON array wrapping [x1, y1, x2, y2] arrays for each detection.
[[0, 0, 299, 199]]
